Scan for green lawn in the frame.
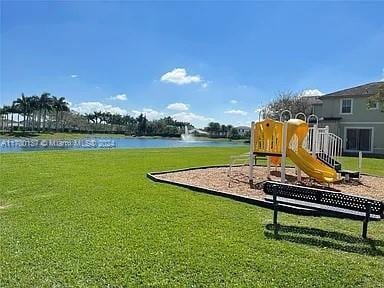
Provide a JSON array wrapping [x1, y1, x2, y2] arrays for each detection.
[[339, 156, 384, 176], [1, 147, 383, 287]]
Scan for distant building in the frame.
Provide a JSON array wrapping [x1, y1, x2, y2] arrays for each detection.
[[235, 126, 251, 136], [312, 81, 384, 154]]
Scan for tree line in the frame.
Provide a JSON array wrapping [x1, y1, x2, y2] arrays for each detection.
[[204, 122, 248, 139], [1, 93, 247, 138], [0, 93, 70, 133], [0, 93, 196, 137]]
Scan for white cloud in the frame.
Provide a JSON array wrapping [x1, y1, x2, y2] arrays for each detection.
[[70, 74, 78, 78], [160, 68, 201, 85], [230, 99, 238, 104], [201, 82, 209, 88], [234, 121, 252, 127], [224, 109, 248, 116], [381, 68, 384, 81], [131, 107, 212, 127], [172, 112, 214, 128], [166, 102, 189, 111], [111, 93, 127, 101], [71, 102, 127, 115], [131, 108, 164, 120], [300, 89, 324, 97]]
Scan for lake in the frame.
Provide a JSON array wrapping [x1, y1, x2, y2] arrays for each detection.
[[0, 137, 246, 152]]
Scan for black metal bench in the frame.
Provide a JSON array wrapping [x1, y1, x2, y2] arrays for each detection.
[[263, 181, 384, 238]]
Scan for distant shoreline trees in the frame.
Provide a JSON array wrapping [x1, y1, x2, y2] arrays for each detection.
[[0, 93, 197, 138], [1, 92, 250, 140]]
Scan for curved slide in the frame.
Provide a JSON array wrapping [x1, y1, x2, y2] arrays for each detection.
[[286, 119, 337, 183], [287, 147, 337, 183]]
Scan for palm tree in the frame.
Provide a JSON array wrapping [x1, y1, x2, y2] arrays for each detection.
[[13, 93, 29, 131], [28, 96, 40, 131], [39, 92, 53, 132], [226, 125, 233, 138], [13, 102, 22, 131], [122, 115, 137, 134], [85, 113, 95, 123], [2, 105, 10, 131], [52, 96, 70, 132], [220, 125, 227, 137], [136, 113, 147, 136], [84, 113, 96, 133], [109, 113, 122, 133], [93, 111, 103, 124], [0, 106, 6, 132], [207, 122, 221, 138], [99, 112, 111, 133], [9, 102, 17, 132]]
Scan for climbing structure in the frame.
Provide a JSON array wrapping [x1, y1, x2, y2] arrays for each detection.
[[249, 114, 342, 185]]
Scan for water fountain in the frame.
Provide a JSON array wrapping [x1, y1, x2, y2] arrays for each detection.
[[181, 126, 195, 141]]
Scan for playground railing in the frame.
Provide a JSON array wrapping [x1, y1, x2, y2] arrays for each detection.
[[304, 127, 342, 168], [304, 127, 327, 154], [317, 131, 343, 167]]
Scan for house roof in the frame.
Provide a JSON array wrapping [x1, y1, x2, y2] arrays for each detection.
[[320, 81, 384, 99]]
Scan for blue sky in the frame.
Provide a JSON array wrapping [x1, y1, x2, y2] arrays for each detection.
[[1, 1, 383, 127]]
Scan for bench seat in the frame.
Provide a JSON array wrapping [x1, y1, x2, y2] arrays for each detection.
[[262, 181, 384, 238], [264, 195, 382, 221]]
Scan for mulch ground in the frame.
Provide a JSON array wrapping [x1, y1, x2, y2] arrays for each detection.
[[156, 165, 384, 201]]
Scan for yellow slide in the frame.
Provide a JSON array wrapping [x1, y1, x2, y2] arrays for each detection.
[[286, 119, 337, 183]]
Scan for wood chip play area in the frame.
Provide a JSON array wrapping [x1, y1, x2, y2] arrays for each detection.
[[156, 165, 384, 201]]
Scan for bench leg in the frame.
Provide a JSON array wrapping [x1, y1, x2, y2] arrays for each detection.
[[273, 188, 279, 237], [362, 203, 371, 239]]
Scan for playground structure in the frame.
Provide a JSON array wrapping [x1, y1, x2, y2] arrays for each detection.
[[248, 110, 344, 186], [153, 112, 383, 239]]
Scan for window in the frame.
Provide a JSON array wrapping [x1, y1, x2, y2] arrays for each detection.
[[345, 128, 373, 152], [340, 99, 353, 114], [367, 101, 379, 110]]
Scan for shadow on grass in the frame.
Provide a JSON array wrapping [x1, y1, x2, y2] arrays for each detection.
[[265, 224, 384, 257], [1, 131, 42, 138]]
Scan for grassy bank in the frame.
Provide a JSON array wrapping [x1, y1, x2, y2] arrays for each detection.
[[1, 147, 383, 287]]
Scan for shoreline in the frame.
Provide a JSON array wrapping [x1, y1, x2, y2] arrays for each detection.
[[0, 132, 248, 143]]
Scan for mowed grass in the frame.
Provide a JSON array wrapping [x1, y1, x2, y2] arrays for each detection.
[[339, 156, 384, 176], [0, 147, 383, 287]]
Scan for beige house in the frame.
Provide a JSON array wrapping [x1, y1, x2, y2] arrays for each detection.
[[235, 126, 251, 136], [313, 81, 384, 155]]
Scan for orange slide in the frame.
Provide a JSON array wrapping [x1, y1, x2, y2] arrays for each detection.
[[270, 156, 281, 165]]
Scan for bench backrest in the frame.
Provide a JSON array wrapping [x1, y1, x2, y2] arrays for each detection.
[[263, 181, 384, 217]]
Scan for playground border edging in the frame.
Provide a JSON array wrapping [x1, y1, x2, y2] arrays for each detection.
[[147, 164, 321, 216]]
